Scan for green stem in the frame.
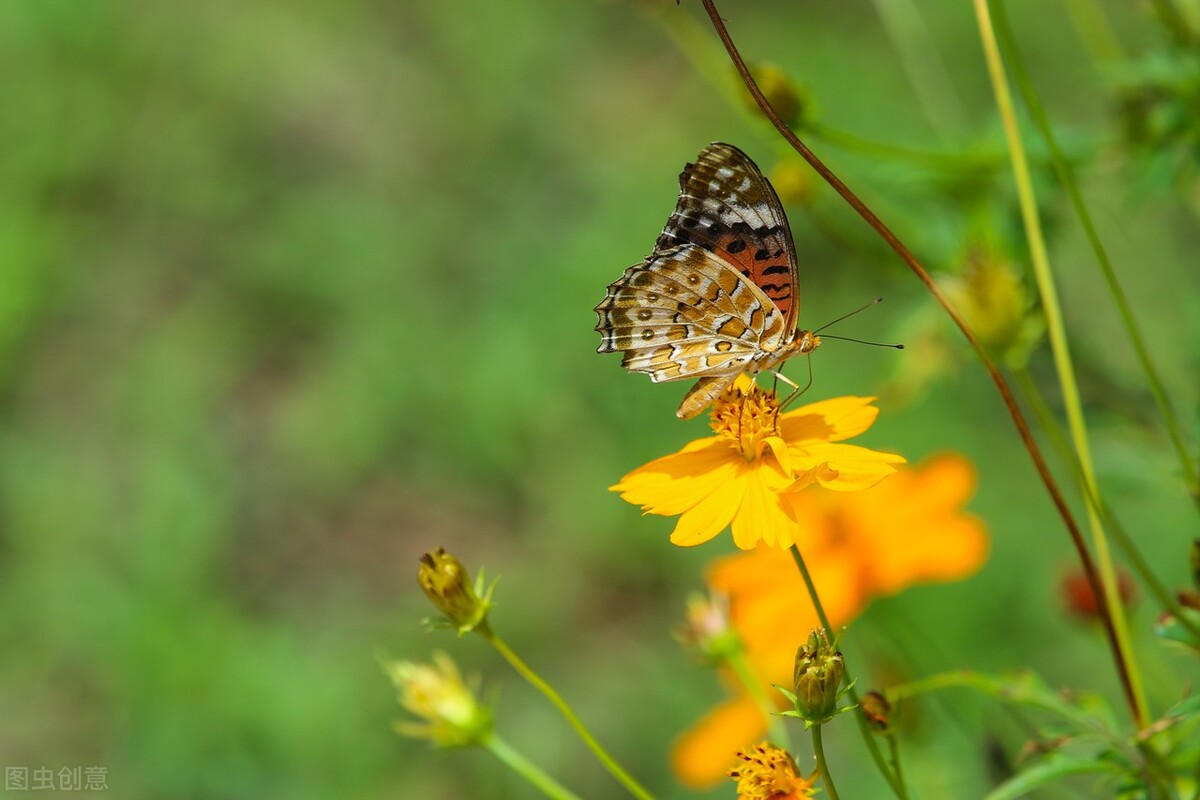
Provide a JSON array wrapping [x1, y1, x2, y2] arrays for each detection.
[[972, 0, 1149, 728], [885, 734, 905, 795], [1013, 367, 1200, 641], [869, 0, 967, 137], [480, 627, 655, 800], [484, 734, 585, 800], [1062, 0, 1125, 62], [790, 546, 909, 800], [994, 0, 1200, 504], [727, 645, 791, 749], [812, 724, 842, 800]]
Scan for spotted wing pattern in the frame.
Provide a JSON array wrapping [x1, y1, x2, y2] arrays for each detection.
[[654, 143, 800, 330], [594, 243, 789, 418]]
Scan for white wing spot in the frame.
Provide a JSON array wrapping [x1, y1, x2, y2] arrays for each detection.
[[716, 167, 735, 179], [739, 177, 752, 191], [702, 197, 721, 212], [708, 180, 721, 192]]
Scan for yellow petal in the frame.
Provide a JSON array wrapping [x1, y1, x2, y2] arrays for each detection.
[[729, 465, 795, 550], [779, 396, 880, 442], [669, 465, 748, 546], [760, 435, 794, 477], [670, 695, 767, 789], [612, 439, 737, 516], [790, 442, 905, 491]]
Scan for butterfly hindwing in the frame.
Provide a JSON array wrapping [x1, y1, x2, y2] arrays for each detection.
[[594, 244, 788, 383], [654, 143, 800, 331]]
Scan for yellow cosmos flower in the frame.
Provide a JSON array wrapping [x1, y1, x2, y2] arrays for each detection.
[[728, 742, 815, 799], [611, 376, 906, 550], [672, 454, 989, 788]]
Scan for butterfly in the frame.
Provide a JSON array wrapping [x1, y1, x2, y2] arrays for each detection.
[[595, 142, 820, 419]]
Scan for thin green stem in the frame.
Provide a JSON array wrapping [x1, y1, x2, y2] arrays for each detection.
[[1062, 0, 1125, 62], [812, 725, 842, 800], [993, 0, 1200, 503], [484, 734, 585, 800], [789, 546, 909, 800], [885, 734, 905, 795], [727, 645, 791, 749], [1012, 367, 1200, 640], [870, 0, 967, 138], [480, 627, 655, 800], [973, 0, 1149, 728], [698, 0, 1138, 734]]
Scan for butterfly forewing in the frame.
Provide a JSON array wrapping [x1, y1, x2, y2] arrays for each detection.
[[654, 143, 800, 331]]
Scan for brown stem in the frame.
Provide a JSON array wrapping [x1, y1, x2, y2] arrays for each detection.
[[695, 0, 1140, 724]]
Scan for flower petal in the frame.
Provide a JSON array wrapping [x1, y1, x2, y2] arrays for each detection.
[[670, 695, 766, 789], [612, 438, 736, 516], [790, 442, 905, 491], [729, 465, 795, 550], [779, 396, 880, 442], [669, 464, 748, 547]]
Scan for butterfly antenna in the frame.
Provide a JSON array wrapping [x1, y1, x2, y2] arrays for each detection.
[[821, 334, 905, 349], [814, 297, 884, 334]]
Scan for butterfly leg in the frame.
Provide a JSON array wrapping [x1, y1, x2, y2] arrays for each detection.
[[773, 359, 814, 422]]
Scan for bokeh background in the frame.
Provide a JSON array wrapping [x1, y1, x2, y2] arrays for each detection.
[[1, 1, 1197, 798]]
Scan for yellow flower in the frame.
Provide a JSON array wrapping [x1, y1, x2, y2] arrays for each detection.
[[611, 376, 906, 550], [727, 742, 815, 799], [382, 651, 491, 748], [672, 455, 989, 787]]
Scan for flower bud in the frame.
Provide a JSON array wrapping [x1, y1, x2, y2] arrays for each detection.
[[791, 629, 844, 725], [768, 160, 815, 207], [860, 691, 892, 732], [382, 651, 492, 748], [942, 246, 1041, 367], [727, 742, 814, 799], [738, 62, 808, 129], [418, 548, 495, 635], [676, 591, 740, 663]]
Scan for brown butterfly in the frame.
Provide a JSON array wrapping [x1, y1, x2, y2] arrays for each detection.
[[595, 143, 819, 419]]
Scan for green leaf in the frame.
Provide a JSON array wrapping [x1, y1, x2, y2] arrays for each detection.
[[1154, 607, 1200, 650]]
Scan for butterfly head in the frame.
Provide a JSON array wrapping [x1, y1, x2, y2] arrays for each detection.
[[789, 329, 821, 358]]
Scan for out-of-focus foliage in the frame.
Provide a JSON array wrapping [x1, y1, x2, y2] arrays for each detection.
[[0, 1, 1196, 798]]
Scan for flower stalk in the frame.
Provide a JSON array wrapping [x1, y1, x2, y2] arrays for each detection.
[[971, 0, 1149, 727], [484, 734, 584, 800], [811, 724, 841, 800], [479, 628, 656, 800]]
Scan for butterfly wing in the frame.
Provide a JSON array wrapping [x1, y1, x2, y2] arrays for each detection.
[[595, 244, 788, 413], [654, 143, 800, 331]]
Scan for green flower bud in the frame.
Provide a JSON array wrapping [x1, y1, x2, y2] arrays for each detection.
[[791, 629, 845, 725], [418, 548, 495, 636]]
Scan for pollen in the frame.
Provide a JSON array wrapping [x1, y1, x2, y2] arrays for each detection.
[[709, 377, 782, 461]]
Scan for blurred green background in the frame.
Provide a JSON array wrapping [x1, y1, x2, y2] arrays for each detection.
[[1, 1, 1196, 798]]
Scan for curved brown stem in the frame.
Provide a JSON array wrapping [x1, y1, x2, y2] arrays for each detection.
[[694, 0, 1140, 724]]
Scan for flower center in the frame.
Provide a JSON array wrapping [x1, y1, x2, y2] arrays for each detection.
[[709, 378, 782, 461], [728, 743, 812, 799]]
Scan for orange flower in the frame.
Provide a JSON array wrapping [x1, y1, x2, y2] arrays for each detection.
[[611, 376, 905, 550], [672, 454, 989, 788], [727, 742, 815, 799]]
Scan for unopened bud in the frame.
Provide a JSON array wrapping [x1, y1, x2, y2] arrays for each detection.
[[791, 629, 845, 725], [860, 691, 892, 732], [418, 548, 495, 635], [738, 63, 807, 129], [676, 591, 740, 663]]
